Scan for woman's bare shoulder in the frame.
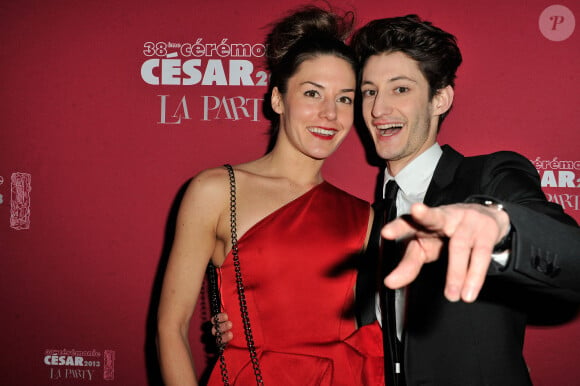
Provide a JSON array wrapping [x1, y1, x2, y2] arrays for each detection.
[[181, 166, 231, 213]]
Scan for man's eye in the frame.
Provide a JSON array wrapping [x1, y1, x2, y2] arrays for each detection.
[[362, 89, 376, 97], [394, 86, 409, 94]]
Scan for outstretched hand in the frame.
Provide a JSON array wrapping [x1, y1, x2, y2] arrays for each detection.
[[381, 202, 510, 303]]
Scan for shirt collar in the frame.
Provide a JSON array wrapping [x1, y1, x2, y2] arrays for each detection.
[[384, 143, 443, 200]]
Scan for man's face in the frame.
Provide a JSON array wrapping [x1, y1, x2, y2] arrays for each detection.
[[361, 51, 449, 175]]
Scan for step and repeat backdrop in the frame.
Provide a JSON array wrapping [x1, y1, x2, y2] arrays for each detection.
[[1, 0, 578, 385]]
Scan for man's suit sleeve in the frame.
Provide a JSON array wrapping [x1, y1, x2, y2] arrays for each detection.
[[499, 201, 580, 300], [468, 151, 580, 301]]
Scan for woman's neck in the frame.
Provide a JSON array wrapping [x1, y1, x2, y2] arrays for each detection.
[[252, 149, 325, 188]]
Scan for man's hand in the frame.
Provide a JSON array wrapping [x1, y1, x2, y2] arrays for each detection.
[[211, 313, 233, 344], [381, 202, 510, 303]]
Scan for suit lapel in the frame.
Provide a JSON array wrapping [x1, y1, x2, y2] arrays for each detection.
[[424, 145, 464, 206]]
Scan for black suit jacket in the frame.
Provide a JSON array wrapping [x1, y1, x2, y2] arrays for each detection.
[[358, 145, 580, 386]]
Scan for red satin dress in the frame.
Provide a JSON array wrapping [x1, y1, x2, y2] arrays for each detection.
[[207, 182, 384, 385]]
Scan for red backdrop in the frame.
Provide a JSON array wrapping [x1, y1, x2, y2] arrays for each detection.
[[1, 0, 578, 385]]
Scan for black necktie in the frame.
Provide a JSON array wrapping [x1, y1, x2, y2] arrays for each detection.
[[381, 180, 400, 274], [380, 180, 405, 386], [383, 179, 399, 227]]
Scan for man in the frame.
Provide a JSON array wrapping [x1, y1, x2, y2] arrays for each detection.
[[351, 15, 580, 386]]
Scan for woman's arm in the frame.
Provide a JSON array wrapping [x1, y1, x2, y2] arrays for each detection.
[[157, 169, 227, 385]]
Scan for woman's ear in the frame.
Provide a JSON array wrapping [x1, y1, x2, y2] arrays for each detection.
[[433, 85, 454, 116], [271, 87, 284, 114]]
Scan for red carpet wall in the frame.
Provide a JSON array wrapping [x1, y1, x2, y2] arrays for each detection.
[[1, 0, 578, 384]]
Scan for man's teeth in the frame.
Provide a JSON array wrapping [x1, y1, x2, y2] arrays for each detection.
[[377, 123, 404, 129], [377, 123, 403, 136], [309, 127, 335, 136]]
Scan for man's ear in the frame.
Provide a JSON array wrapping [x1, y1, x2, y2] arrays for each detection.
[[271, 87, 284, 114], [433, 85, 454, 116]]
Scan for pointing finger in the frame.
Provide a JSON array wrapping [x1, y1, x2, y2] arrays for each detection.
[[384, 240, 426, 289]]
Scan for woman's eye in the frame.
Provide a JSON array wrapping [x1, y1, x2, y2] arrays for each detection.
[[304, 90, 319, 97], [337, 96, 353, 105]]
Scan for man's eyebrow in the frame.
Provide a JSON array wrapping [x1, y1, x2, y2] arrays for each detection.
[[361, 76, 418, 86], [389, 75, 417, 83]]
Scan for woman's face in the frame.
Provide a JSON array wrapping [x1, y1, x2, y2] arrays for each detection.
[[272, 54, 356, 161]]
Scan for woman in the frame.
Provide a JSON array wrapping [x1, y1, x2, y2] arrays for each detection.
[[157, 5, 383, 385]]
